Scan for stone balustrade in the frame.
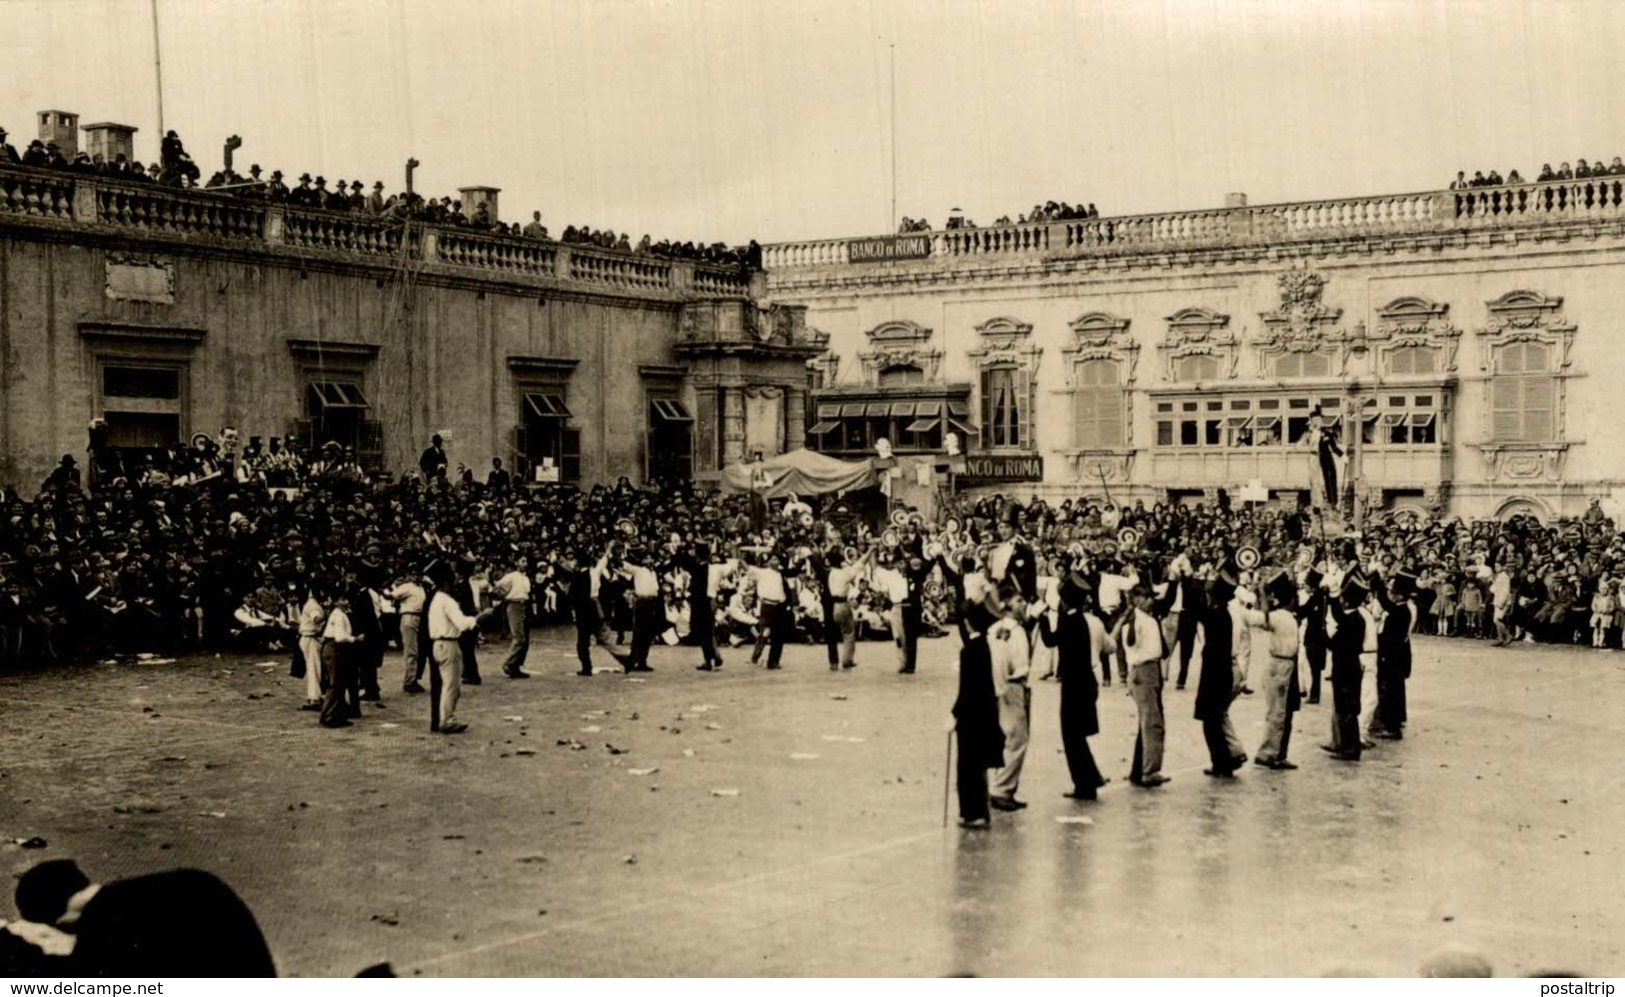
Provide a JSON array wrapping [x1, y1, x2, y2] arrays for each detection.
[[765, 177, 1625, 271], [0, 168, 78, 220], [0, 164, 752, 298]]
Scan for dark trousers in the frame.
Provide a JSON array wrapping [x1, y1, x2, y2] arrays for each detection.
[[692, 598, 720, 665], [627, 596, 662, 668], [752, 601, 786, 668], [956, 738, 990, 822], [573, 601, 619, 672], [820, 599, 839, 665], [459, 630, 480, 683], [1174, 622, 1197, 686], [1201, 716, 1233, 773], [1304, 633, 1327, 702], [1060, 693, 1102, 795], [898, 603, 922, 672], [318, 639, 358, 726], [1375, 667, 1406, 733], [1331, 664, 1363, 757], [357, 636, 382, 697]]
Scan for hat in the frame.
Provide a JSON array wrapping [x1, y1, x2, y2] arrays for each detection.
[[373, 180, 384, 189], [299, 173, 311, 181], [15, 859, 92, 925], [350, 180, 362, 190], [1340, 570, 1370, 602]]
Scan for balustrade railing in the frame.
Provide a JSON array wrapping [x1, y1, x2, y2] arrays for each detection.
[[692, 264, 750, 295], [435, 228, 557, 275], [0, 168, 74, 220], [567, 248, 672, 290], [95, 180, 265, 239], [282, 207, 408, 256], [765, 176, 1625, 271]]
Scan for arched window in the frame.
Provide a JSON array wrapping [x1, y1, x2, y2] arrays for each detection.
[[1491, 342, 1554, 442], [1174, 354, 1221, 382], [878, 364, 925, 387], [1387, 345, 1439, 376], [1073, 359, 1124, 448]]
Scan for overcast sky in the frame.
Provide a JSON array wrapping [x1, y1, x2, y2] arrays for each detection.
[[10, 0, 1625, 245]]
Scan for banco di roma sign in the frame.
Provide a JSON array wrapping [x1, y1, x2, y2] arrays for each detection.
[[959, 454, 1044, 483], [849, 234, 932, 263]]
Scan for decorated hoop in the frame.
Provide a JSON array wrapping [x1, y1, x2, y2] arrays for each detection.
[[799, 511, 815, 529], [1236, 545, 1261, 570], [1118, 527, 1140, 549], [190, 432, 215, 449], [882, 529, 900, 548], [942, 517, 962, 537], [889, 509, 910, 529]]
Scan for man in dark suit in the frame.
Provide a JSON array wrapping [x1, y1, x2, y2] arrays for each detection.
[[12, 859, 276, 977], [453, 557, 482, 685], [418, 434, 448, 482]]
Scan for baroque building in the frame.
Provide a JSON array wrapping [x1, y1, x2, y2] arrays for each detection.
[[763, 183, 1625, 520]]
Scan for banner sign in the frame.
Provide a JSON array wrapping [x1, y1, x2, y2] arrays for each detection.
[[958, 453, 1044, 483], [848, 234, 932, 263]]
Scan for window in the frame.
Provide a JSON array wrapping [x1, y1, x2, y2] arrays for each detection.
[[98, 363, 184, 451], [1388, 346, 1439, 376], [1491, 342, 1555, 442], [515, 385, 579, 483], [302, 375, 382, 469], [1274, 351, 1332, 378], [647, 397, 694, 484], [1154, 391, 1441, 450], [809, 396, 959, 455], [1174, 355, 1221, 382], [1072, 359, 1124, 449], [980, 366, 1032, 449], [878, 364, 925, 387]]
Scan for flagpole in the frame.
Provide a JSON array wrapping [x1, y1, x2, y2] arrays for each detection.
[[889, 42, 897, 232], [151, 0, 166, 140]]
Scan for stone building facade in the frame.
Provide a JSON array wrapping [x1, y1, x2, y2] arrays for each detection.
[[0, 158, 817, 494], [764, 183, 1625, 521]]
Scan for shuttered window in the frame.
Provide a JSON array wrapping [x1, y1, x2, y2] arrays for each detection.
[[1174, 354, 1221, 382], [1072, 359, 1123, 449], [1491, 342, 1556, 442]]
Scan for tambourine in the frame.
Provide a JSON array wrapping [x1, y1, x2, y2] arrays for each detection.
[[1236, 545, 1261, 570], [190, 432, 215, 449], [844, 545, 860, 563], [1100, 541, 1119, 557], [907, 512, 925, 529], [950, 544, 975, 565], [1066, 541, 1087, 559], [800, 511, 815, 528], [942, 517, 962, 537], [925, 541, 943, 560], [616, 518, 638, 538], [1118, 527, 1140, 549], [889, 509, 910, 529], [882, 529, 900, 548]]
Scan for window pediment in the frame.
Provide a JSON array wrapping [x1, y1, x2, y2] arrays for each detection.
[[1161, 307, 1236, 382], [1063, 311, 1140, 385], [1370, 295, 1461, 373]]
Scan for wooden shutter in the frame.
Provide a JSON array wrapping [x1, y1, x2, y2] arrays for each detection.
[[1015, 367, 1032, 449], [561, 427, 582, 483], [356, 419, 385, 472], [1491, 377, 1522, 441], [1523, 376, 1555, 441]]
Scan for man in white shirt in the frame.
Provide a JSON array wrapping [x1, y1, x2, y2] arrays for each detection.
[[385, 572, 427, 694], [873, 555, 911, 672], [618, 544, 664, 672], [988, 583, 1033, 811], [425, 562, 491, 734], [1249, 570, 1303, 769], [748, 554, 790, 669], [490, 555, 534, 679], [826, 547, 872, 670], [1122, 583, 1170, 787], [1226, 582, 1265, 766], [318, 593, 360, 730]]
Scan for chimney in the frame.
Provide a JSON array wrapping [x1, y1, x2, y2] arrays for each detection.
[[37, 110, 79, 159], [1224, 192, 1248, 208], [82, 122, 138, 165], [459, 186, 500, 225]]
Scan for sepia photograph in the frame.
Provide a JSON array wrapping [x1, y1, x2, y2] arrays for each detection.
[[1, 0, 1623, 982]]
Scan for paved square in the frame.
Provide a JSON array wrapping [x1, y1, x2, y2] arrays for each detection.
[[3, 631, 1621, 977]]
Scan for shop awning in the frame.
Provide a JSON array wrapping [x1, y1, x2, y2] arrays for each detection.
[[309, 381, 369, 410], [807, 420, 840, 435], [889, 401, 917, 418], [905, 418, 940, 433], [650, 399, 693, 423]]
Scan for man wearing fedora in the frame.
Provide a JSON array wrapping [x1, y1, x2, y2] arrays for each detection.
[[1369, 566, 1415, 741]]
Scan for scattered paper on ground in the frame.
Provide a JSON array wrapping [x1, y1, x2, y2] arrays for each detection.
[[504, 716, 524, 722], [1055, 816, 1095, 825], [820, 735, 866, 743], [627, 767, 659, 776], [829, 694, 848, 701], [378, 722, 400, 729], [790, 753, 820, 760], [705, 722, 722, 731], [581, 725, 602, 733], [710, 788, 741, 797]]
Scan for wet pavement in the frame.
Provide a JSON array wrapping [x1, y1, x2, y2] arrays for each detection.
[[2, 630, 1622, 977]]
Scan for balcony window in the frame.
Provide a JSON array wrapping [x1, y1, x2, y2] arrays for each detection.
[[1388, 346, 1439, 376], [1274, 351, 1332, 378], [1174, 355, 1221, 382], [980, 365, 1032, 450]]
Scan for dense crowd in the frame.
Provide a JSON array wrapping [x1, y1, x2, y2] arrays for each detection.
[[1450, 157, 1625, 189], [898, 200, 1102, 234]]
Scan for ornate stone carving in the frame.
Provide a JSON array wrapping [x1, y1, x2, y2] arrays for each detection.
[[105, 253, 175, 304], [1071, 450, 1135, 483], [1369, 295, 1462, 373], [1062, 311, 1141, 385], [1254, 268, 1352, 375], [806, 349, 839, 386], [1477, 444, 1568, 482], [1475, 290, 1576, 372], [966, 316, 1042, 374], [857, 319, 943, 383], [1160, 306, 1237, 381]]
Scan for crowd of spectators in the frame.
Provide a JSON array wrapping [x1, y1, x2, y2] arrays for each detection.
[[1450, 158, 1625, 189], [898, 199, 1101, 234], [7, 420, 1625, 677], [0, 125, 760, 268]]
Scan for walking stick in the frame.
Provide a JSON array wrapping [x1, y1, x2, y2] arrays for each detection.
[[942, 728, 955, 827]]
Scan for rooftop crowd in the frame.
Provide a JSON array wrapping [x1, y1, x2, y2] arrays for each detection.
[[0, 125, 760, 268]]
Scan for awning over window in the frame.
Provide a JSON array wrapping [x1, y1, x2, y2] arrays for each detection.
[[947, 419, 976, 438], [310, 381, 369, 410], [889, 401, 917, 418], [865, 403, 891, 418], [841, 404, 868, 418], [1410, 413, 1436, 426], [650, 399, 693, 423], [808, 421, 840, 435], [947, 400, 971, 418], [905, 418, 940, 433], [524, 392, 572, 419], [914, 401, 942, 417], [817, 403, 842, 420]]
